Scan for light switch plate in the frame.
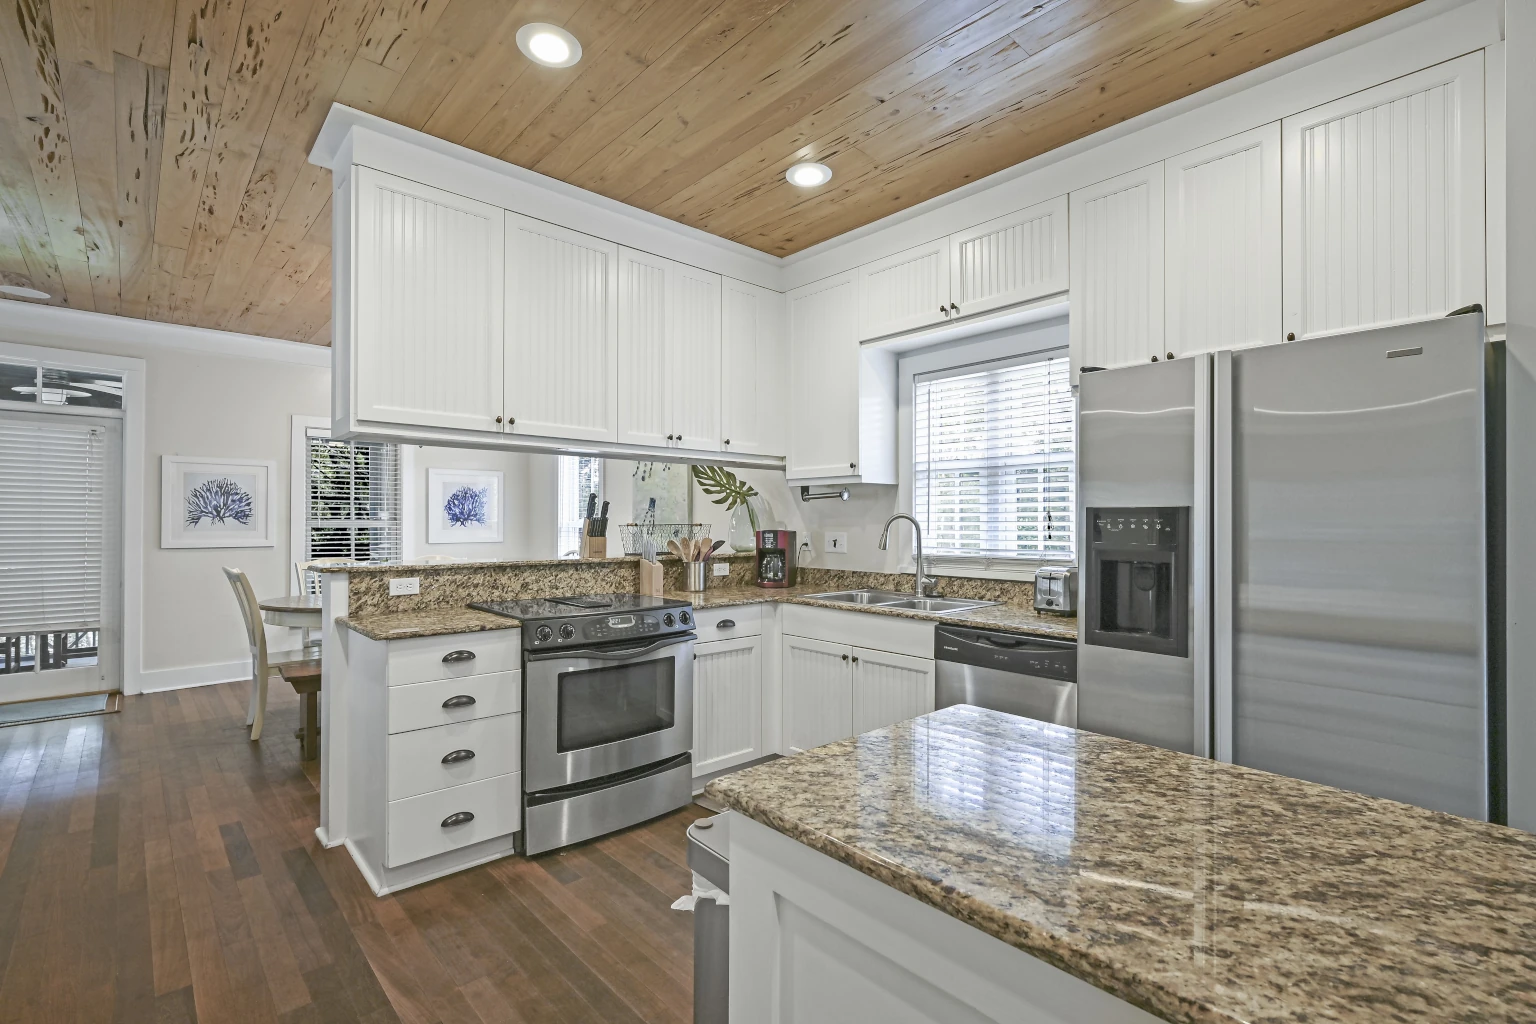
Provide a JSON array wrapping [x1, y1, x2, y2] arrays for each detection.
[[712, 561, 731, 577], [825, 532, 849, 554], [388, 577, 421, 596]]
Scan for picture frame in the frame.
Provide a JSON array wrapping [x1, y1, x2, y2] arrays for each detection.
[[161, 455, 276, 549], [427, 468, 504, 544]]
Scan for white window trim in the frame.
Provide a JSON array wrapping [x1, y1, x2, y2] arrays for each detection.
[[289, 415, 331, 582], [0, 339, 145, 692], [895, 316, 1071, 581]]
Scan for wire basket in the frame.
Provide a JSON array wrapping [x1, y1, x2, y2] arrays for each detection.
[[618, 523, 710, 557]]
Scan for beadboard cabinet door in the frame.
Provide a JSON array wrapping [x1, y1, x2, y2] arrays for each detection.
[[1070, 164, 1165, 376], [782, 635, 853, 754], [693, 635, 764, 778], [1282, 52, 1485, 342], [667, 260, 723, 453], [617, 247, 672, 448], [618, 249, 723, 451], [353, 167, 505, 432], [504, 213, 618, 441], [1165, 124, 1282, 357], [856, 240, 948, 341], [721, 277, 786, 457], [851, 648, 935, 736], [786, 273, 861, 481], [948, 195, 1069, 319]]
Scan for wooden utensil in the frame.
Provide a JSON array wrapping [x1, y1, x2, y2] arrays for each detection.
[[668, 539, 684, 559]]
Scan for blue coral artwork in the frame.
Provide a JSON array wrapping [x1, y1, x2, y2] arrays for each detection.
[[428, 468, 503, 544], [185, 477, 255, 527], [162, 457, 274, 549]]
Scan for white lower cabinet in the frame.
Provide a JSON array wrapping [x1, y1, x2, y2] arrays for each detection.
[[781, 610, 936, 754], [851, 648, 937, 736], [783, 635, 854, 754], [693, 635, 764, 777], [386, 771, 522, 869]]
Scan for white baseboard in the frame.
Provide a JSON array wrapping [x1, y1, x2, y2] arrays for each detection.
[[136, 659, 250, 694]]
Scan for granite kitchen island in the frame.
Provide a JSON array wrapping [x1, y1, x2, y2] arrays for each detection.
[[705, 705, 1536, 1024]]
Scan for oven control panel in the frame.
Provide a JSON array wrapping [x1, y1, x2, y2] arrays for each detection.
[[583, 614, 662, 643]]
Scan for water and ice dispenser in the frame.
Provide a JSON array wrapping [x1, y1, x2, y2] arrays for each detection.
[[1083, 507, 1189, 659]]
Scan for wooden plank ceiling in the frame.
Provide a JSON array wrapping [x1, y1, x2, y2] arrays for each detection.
[[0, 0, 1420, 345]]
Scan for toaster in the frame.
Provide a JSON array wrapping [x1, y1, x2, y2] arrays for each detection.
[[1033, 566, 1079, 614]]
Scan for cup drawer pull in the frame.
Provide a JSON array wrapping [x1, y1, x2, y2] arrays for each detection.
[[716, 619, 736, 629], [441, 749, 476, 765], [440, 811, 475, 828], [441, 694, 476, 708], [441, 650, 477, 663]]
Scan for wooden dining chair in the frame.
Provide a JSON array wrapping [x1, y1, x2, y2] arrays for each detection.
[[224, 567, 312, 742], [294, 557, 353, 597]]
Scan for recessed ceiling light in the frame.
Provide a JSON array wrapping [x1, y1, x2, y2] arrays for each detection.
[[786, 162, 832, 188], [516, 24, 581, 67], [0, 284, 50, 300]]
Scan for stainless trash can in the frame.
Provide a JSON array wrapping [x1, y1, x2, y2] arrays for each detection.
[[681, 811, 730, 1024]]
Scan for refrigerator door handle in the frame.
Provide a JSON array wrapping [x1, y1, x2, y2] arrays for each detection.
[[1191, 354, 1213, 759], [1212, 350, 1235, 763]]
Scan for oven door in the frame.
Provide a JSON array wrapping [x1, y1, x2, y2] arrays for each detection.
[[524, 633, 694, 792]]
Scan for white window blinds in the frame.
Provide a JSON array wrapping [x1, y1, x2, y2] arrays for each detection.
[[913, 354, 1075, 569], [306, 430, 401, 562], [0, 416, 106, 632]]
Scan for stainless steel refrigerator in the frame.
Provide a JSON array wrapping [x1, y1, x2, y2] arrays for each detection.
[[1076, 309, 1504, 822]]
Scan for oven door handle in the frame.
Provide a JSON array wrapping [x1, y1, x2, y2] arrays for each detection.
[[526, 633, 694, 662]]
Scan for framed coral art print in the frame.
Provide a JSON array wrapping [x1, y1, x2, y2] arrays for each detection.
[[161, 456, 276, 549], [427, 468, 504, 544]]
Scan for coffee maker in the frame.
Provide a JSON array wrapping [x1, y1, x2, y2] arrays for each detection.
[[755, 530, 797, 588]]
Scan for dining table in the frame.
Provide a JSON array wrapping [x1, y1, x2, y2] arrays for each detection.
[[258, 594, 324, 649]]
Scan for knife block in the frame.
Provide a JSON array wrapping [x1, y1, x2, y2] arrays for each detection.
[[580, 535, 607, 559], [637, 558, 664, 597]]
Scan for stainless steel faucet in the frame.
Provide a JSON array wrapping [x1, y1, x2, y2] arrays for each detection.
[[878, 513, 934, 597]]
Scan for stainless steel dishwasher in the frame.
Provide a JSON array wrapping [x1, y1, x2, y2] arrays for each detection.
[[934, 626, 1078, 726]]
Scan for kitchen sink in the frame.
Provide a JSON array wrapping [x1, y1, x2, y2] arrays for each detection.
[[878, 597, 999, 615], [804, 590, 999, 616], [804, 589, 913, 606]]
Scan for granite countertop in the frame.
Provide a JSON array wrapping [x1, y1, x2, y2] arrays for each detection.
[[672, 584, 1079, 640], [340, 585, 1078, 641], [338, 607, 520, 640], [705, 705, 1536, 1024]]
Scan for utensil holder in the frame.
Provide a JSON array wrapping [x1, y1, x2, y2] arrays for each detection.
[[580, 535, 607, 559], [638, 558, 664, 597], [683, 561, 707, 592]]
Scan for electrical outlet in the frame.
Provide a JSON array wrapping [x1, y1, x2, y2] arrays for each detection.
[[825, 532, 849, 554], [712, 561, 731, 577], [388, 576, 420, 596]]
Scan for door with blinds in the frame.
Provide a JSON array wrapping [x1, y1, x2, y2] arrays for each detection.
[[0, 410, 123, 700], [913, 354, 1075, 574]]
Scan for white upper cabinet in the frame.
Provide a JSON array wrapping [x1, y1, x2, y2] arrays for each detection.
[[353, 167, 505, 432], [721, 278, 786, 457], [1070, 163, 1166, 375], [948, 195, 1068, 319], [1165, 124, 1282, 357], [668, 261, 723, 452], [617, 248, 671, 448], [617, 248, 722, 451], [786, 272, 895, 484], [504, 213, 618, 441], [856, 240, 949, 341], [1282, 52, 1485, 342]]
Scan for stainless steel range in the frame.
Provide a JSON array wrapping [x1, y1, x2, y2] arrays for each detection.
[[470, 594, 696, 855]]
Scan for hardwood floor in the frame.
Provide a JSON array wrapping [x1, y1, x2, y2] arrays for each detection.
[[0, 681, 707, 1023]]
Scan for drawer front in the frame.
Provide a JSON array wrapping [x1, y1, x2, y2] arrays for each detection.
[[386, 630, 521, 686], [387, 671, 521, 734], [387, 713, 522, 801], [386, 770, 522, 868], [695, 603, 763, 637], [783, 604, 932, 659]]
